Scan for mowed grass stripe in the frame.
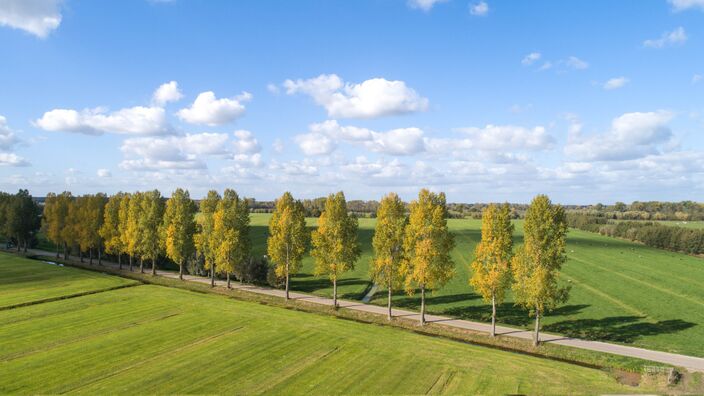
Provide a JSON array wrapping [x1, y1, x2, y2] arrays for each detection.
[[558, 272, 649, 319]]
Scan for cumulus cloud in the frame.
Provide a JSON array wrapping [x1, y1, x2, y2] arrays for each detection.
[[366, 128, 426, 155], [0, 153, 29, 167], [295, 132, 337, 156], [407, 0, 448, 11], [603, 77, 629, 90], [120, 132, 230, 170], [0, 0, 62, 38], [565, 56, 589, 70], [469, 1, 489, 16], [232, 130, 261, 154], [452, 124, 554, 151], [669, 0, 704, 11], [96, 168, 112, 178], [564, 111, 674, 161], [521, 52, 541, 66], [643, 27, 687, 48], [0, 115, 21, 151], [152, 81, 183, 106], [177, 91, 251, 126], [35, 106, 171, 135], [283, 74, 428, 119]]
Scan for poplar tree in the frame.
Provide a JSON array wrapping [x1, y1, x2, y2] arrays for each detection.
[[100, 193, 124, 267], [79, 194, 106, 265], [213, 189, 251, 288], [401, 189, 455, 325], [162, 188, 197, 280], [195, 190, 221, 286], [311, 191, 360, 309], [470, 203, 514, 336], [4, 189, 40, 253], [62, 197, 80, 260], [117, 193, 131, 270], [43, 192, 71, 258], [140, 190, 164, 275], [512, 194, 570, 346], [124, 192, 143, 272], [371, 192, 406, 320], [267, 192, 308, 300]]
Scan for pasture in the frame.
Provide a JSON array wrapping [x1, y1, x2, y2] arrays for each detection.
[[248, 214, 704, 357], [0, 254, 649, 394]]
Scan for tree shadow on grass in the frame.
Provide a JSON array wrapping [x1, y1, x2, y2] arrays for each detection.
[[290, 275, 371, 299], [543, 316, 696, 343], [443, 303, 591, 327]]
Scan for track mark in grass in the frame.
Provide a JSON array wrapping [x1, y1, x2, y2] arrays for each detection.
[[560, 273, 648, 319], [426, 369, 457, 394], [65, 326, 245, 394], [570, 256, 704, 308], [0, 312, 181, 362], [258, 346, 342, 394], [0, 283, 140, 311]]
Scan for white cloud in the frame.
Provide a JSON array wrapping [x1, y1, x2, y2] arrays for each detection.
[[120, 132, 230, 170], [0, 0, 61, 38], [366, 128, 426, 155], [309, 119, 373, 142], [452, 124, 554, 151], [35, 106, 171, 135], [269, 159, 319, 176], [152, 81, 183, 106], [294, 132, 337, 156], [283, 74, 428, 119], [643, 27, 687, 48], [565, 111, 674, 161], [0, 153, 29, 167], [669, 0, 704, 11], [272, 138, 284, 153], [232, 130, 261, 154], [469, 1, 489, 16], [603, 76, 629, 90], [177, 91, 251, 126], [266, 83, 280, 95], [96, 168, 112, 178], [693, 74, 702, 84], [565, 56, 589, 70], [538, 61, 553, 71], [0, 115, 20, 151], [521, 52, 541, 66], [407, 0, 448, 11]]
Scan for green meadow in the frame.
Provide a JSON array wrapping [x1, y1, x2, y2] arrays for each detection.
[[0, 254, 650, 394], [248, 213, 704, 357]]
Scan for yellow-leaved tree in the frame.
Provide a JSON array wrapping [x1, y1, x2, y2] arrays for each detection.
[[100, 192, 125, 267], [124, 192, 143, 272], [267, 192, 308, 300], [117, 193, 131, 270], [311, 191, 361, 309], [213, 189, 251, 288], [512, 194, 570, 346], [371, 192, 406, 320], [195, 190, 221, 286], [161, 188, 197, 280], [402, 189, 455, 325], [469, 203, 514, 336], [42, 192, 72, 258], [139, 190, 164, 275]]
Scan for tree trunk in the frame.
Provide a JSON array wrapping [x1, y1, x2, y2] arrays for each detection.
[[387, 280, 393, 321], [16, 239, 20, 252], [420, 284, 426, 326], [211, 266, 215, 287], [89, 248, 93, 265], [139, 257, 144, 274], [285, 245, 290, 300], [151, 258, 156, 275], [227, 272, 231, 289], [533, 308, 541, 346], [129, 255, 133, 272], [56, 243, 59, 258], [79, 250, 83, 263], [23, 240, 27, 253], [333, 277, 338, 309], [63, 243, 68, 260], [98, 248, 102, 266], [118, 253, 122, 270], [179, 260, 184, 280], [491, 295, 496, 337]]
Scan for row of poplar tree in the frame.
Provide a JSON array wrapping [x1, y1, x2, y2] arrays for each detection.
[[39, 188, 568, 346]]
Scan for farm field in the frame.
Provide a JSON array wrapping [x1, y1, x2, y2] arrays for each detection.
[[248, 214, 704, 357], [0, 255, 648, 394], [0, 253, 137, 309]]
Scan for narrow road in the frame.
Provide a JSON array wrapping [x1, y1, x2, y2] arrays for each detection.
[[26, 249, 704, 372]]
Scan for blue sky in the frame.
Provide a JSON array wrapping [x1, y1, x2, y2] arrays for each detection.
[[0, 0, 703, 203]]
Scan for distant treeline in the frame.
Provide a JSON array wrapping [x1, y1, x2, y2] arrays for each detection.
[[0, 190, 42, 251], [567, 213, 704, 255], [566, 201, 704, 221]]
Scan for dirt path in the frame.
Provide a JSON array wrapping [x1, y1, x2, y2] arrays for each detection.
[[25, 248, 704, 372]]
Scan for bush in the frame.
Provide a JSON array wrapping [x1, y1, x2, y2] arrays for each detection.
[[234, 256, 269, 284]]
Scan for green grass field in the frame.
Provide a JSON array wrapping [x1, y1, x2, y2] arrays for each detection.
[[248, 214, 704, 358], [0, 253, 137, 309], [0, 254, 651, 394]]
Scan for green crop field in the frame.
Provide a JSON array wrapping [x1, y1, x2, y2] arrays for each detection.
[[248, 214, 704, 358], [0, 254, 649, 394], [0, 253, 137, 309]]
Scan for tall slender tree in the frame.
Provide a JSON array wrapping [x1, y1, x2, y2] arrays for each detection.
[[267, 192, 308, 299], [62, 196, 80, 260], [311, 192, 360, 309], [161, 188, 196, 280], [79, 194, 107, 265], [124, 192, 143, 272], [401, 189, 455, 325], [512, 194, 570, 346], [140, 190, 164, 275], [195, 190, 221, 286], [470, 203, 514, 336], [117, 193, 132, 270], [4, 189, 41, 252], [371, 192, 406, 320], [42, 192, 71, 258], [100, 193, 125, 267], [213, 189, 251, 288]]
